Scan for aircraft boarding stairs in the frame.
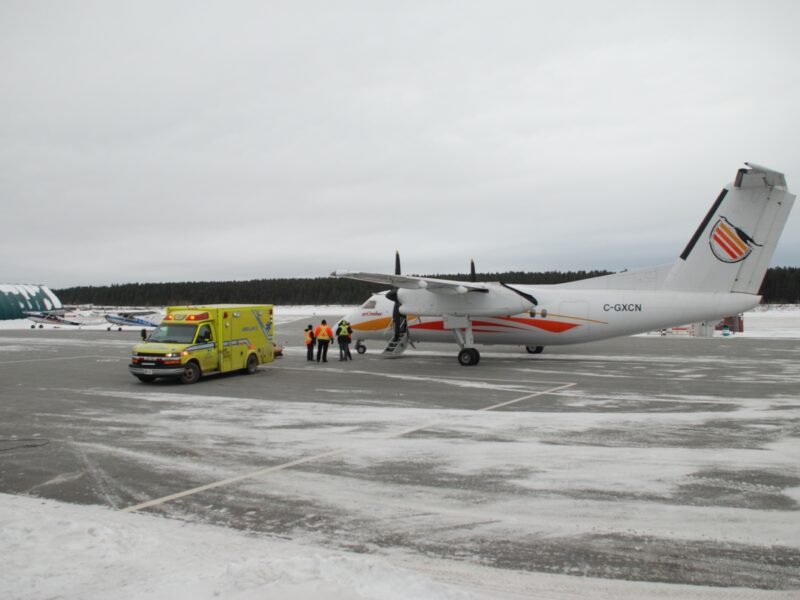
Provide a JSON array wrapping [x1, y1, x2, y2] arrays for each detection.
[[382, 318, 411, 357]]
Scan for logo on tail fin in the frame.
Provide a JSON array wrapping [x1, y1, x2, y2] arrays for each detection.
[[709, 217, 762, 263]]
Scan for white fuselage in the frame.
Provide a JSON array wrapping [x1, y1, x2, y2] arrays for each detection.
[[344, 286, 759, 347]]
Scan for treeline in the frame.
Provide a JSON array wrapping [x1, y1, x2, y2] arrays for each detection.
[[55, 267, 800, 307], [759, 266, 800, 303]]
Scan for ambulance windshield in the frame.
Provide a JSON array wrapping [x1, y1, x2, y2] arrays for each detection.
[[148, 324, 198, 344]]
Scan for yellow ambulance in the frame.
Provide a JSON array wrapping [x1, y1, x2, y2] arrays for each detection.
[[129, 305, 275, 384]]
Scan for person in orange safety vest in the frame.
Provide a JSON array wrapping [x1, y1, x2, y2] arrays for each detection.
[[304, 324, 315, 361], [314, 319, 334, 362]]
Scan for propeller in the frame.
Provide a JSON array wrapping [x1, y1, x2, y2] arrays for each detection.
[[385, 251, 405, 340]]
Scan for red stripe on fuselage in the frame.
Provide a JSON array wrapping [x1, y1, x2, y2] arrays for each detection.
[[498, 316, 579, 333], [409, 317, 579, 334], [409, 321, 445, 331]]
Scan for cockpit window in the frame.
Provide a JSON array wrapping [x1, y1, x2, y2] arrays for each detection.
[[148, 324, 198, 344], [361, 300, 377, 309]]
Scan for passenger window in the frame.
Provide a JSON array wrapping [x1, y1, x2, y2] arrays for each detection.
[[529, 310, 536, 318], [541, 309, 548, 318], [361, 300, 377, 309]]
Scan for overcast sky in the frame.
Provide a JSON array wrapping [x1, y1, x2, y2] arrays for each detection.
[[2, 1, 799, 288]]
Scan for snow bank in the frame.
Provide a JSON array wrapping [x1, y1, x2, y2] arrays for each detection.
[[0, 493, 468, 600], [5, 494, 789, 600]]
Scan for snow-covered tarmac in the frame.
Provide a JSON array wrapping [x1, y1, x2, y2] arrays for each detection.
[[1, 306, 799, 598]]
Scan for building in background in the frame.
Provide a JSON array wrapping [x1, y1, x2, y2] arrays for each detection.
[[0, 284, 63, 320]]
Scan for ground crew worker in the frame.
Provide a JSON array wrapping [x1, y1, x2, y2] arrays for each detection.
[[336, 319, 353, 361], [314, 319, 334, 362], [304, 324, 315, 361]]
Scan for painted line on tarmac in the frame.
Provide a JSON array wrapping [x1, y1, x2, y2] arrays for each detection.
[[275, 365, 573, 391], [0, 354, 107, 365], [477, 383, 576, 411], [390, 382, 576, 437], [121, 449, 346, 513], [121, 382, 575, 513]]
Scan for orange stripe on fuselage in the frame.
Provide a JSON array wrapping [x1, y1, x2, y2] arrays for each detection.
[[352, 317, 393, 331]]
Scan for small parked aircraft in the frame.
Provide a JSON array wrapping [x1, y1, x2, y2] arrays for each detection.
[[333, 163, 795, 365], [25, 310, 81, 328], [104, 310, 162, 331], [25, 308, 105, 328]]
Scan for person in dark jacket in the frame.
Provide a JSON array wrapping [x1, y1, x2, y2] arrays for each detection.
[[336, 320, 353, 361], [304, 324, 315, 361]]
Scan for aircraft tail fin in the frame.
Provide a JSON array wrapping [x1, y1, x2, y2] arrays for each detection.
[[662, 163, 795, 295]]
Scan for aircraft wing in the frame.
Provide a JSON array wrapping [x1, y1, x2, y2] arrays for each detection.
[[115, 310, 159, 317], [331, 271, 490, 293], [24, 309, 65, 317]]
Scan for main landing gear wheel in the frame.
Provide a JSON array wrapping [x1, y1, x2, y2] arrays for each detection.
[[458, 348, 480, 366], [356, 342, 367, 354], [180, 361, 201, 384], [525, 346, 544, 354]]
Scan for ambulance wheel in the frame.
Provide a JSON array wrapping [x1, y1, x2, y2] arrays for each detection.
[[458, 348, 480, 366], [356, 343, 366, 354], [180, 361, 201, 384], [525, 346, 544, 354], [135, 375, 156, 383], [244, 353, 258, 374]]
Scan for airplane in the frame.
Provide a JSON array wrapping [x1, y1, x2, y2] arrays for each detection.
[[104, 310, 162, 331], [333, 163, 795, 365], [25, 308, 105, 328], [25, 310, 81, 328]]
